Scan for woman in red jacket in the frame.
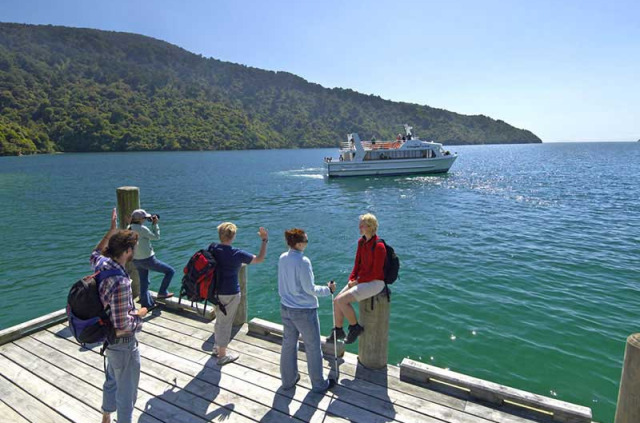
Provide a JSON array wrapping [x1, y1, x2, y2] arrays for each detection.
[[328, 213, 386, 344]]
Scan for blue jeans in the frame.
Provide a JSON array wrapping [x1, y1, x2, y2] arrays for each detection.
[[280, 304, 329, 392], [133, 255, 175, 307], [102, 338, 140, 423]]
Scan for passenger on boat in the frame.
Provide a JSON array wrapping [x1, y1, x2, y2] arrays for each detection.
[[327, 213, 386, 345], [396, 134, 402, 141], [209, 222, 269, 365]]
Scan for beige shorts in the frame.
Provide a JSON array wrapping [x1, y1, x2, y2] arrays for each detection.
[[345, 280, 385, 302]]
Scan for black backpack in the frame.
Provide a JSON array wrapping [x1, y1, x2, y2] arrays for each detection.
[[66, 269, 124, 346], [375, 239, 400, 284]]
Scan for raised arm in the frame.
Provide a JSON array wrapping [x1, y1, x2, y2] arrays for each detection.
[[94, 208, 118, 254], [250, 227, 269, 264]]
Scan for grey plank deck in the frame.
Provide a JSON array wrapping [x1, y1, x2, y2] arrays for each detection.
[[0, 308, 590, 423]]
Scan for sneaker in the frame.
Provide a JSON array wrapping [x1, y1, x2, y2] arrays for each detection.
[[344, 324, 364, 344], [217, 352, 239, 366], [157, 292, 174, 299], [326, 327, 346, 343], [313, 378, 337, 394]]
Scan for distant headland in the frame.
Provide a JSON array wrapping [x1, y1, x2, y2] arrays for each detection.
[[0, 23, 542, 156]]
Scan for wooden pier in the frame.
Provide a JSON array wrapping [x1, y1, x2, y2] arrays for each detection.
[[0, 305, 594, 423]]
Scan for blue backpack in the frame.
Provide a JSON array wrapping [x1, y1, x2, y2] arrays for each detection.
[[66, 269, 124, 346]]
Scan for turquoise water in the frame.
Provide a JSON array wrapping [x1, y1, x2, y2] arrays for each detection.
[[1, 143, 639, 422]]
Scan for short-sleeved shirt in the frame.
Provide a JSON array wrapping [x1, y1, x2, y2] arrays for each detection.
[[209, 243, 254, 295]]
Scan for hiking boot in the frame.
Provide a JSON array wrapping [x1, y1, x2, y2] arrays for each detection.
[[344, 323, 364, 344], [326, 327, 346, 343], [217, 352, 239, 366]]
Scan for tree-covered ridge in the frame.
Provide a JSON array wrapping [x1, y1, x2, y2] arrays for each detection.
[[0, 23, 541, 156]]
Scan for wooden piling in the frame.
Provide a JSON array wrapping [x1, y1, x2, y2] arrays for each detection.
[[615, 333, 640, 423], [233, 264, 248, 327], [116, 186, 141, 298], [358, 288, 390, 369]]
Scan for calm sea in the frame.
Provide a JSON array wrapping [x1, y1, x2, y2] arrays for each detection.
[[1, 143, 638, 422]]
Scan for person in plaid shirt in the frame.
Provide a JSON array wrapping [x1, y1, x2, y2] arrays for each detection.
[[91, 208, 148, 423]]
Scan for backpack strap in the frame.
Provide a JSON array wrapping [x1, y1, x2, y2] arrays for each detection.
[[95, 268, 126, 283]]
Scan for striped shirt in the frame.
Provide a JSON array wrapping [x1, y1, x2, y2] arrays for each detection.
[[90, 249, 142, 333]]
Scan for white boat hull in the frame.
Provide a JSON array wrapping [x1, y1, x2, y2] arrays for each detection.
[[326, 156, 457, 177]]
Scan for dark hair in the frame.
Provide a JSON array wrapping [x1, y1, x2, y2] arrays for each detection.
[[284, 228, 306, 248], [105, 230, 138, 259]]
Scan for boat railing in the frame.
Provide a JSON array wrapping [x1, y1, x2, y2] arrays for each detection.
[[361, 141, 402, 150], [339, 141, 352, 150]]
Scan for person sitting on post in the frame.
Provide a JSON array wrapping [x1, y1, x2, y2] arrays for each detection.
[[327, 213, 386, 345]]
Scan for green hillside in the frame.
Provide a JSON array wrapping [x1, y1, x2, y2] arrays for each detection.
[[0, 23, 541, 156]]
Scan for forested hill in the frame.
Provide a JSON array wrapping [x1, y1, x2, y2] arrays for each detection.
[[0, 23, 541, 155]]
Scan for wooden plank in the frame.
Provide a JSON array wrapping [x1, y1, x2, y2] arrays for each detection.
[[0, 374, 67, 423], [0, 308, 67, 346], [0, 399, 31, 423], [235, 329, 545, 423], [0, 354, 102, 422], [153, 311, 462, 405], [248, 317, 345, 357], [150, 290, 216, 320], [41, 323, 399, 423], [154, 311, 551, 423], [4, 337, 163, 423], [400, 359, 592, 423], [139, 318, 493, 423], [132, 326, 408, 423], [43, 315, 549, 423], [1, 342, 106, 415], [27, 330, 256, 423]]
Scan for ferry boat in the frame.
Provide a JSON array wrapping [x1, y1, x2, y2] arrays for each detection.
[[324, 125, 457, 177]]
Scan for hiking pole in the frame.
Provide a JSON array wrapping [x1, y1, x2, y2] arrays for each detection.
[[330, 280, 340, 381]]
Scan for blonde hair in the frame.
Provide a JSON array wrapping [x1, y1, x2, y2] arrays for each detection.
[[359, 213, 378, 233], [217, 222, 237, 242]]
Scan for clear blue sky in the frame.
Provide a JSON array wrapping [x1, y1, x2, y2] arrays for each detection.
[[2, 0, 639, 142]]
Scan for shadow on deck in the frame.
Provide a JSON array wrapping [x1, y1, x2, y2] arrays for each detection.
[[0, 307, 591, 423]]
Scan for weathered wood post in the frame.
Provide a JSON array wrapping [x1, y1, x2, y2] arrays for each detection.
[[615, 334, 640, 423], [233, 264, 248, 326], [358, 288, 390, 369], [116, 186, 141, 298]]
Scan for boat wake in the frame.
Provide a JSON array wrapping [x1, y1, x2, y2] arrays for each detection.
[[278, 168, 325, 179]]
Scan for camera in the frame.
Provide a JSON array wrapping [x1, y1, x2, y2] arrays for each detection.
[[146, 214, 160, 222]]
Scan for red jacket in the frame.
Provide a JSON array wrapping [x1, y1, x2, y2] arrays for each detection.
[[349, 235, 386, 283]]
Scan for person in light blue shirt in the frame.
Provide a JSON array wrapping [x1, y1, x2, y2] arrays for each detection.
[[278, 228, 336, 393], [129, 209, 175, 309]]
